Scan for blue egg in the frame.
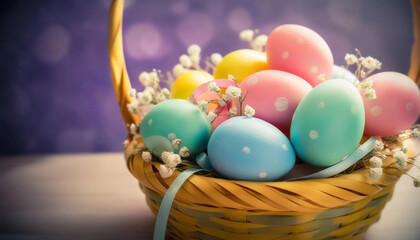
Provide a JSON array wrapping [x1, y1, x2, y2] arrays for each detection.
[[140, 99, 212, 157], [330, 65, 359, 85], [207, 117, 295, 181]]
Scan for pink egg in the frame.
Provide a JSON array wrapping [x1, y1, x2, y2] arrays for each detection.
[[361, 72, 420, 136], [266, 24, 334, 87], [239, 70, 313, 135]]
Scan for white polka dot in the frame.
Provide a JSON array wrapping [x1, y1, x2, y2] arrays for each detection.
[[309, 130, 319, 139], [275, 97, 289, 112], [259, 172, 267, 178], [168, 133, 176, 139], [148, 119, 153, 126], [282, 51, 289, 59], [35, 25, 70, 63], [282, 144, 288, 151], [246, 76, 258, 86], [242, 146, 250, 154], [318, 101, 325, 108], [370, 106, 382, 116], [311, 66, 319, 74], [406, 102, 414, 111], [125, 22, 163, 60], [351, 105, 358, 115], [297, 38, 304, 44]]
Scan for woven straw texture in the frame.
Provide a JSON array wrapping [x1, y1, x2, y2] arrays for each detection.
[[109, 0, 420, 239]]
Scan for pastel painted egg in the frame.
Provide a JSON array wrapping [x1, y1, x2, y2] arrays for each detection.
[[266, 24, 334, 87], [208, 117, 295, 181], [360, 72, 420, 136], [213, 49, 269, 84], [290, 79, 365, 167], [239, 70, 312, 135], [171, 70, 213, 100], [140, 99, 212, 157], [330, 65, 359, 85]]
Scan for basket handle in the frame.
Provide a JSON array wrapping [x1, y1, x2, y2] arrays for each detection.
[[409, 0, 420, 85], [109, 0, 140, 132]]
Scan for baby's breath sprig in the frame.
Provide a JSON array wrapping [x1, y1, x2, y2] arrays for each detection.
[[239, 29, 268, 52], [158, 142, 192, 178]]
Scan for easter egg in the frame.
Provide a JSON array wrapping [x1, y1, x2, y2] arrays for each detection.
[[213, 49, 268, 84], [290, 79, 365, 167], [140, 99, 212, 157], [239, 70, 312, 135], [208, 117, 295, 181], [360, 72, 420, 136], [171, 70, 213, 100], [266, 24, 334, 87], [330, 65, 359, 85]]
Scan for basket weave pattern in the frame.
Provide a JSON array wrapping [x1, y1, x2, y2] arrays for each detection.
[[109, 0, 420, 239]]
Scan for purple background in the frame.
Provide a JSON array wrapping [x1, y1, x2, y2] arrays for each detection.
[[0, 0, 416, 155]]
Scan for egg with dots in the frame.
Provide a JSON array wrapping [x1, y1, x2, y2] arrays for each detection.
[[360, 72, 420, 137], [170, 70, 213, 100], [290, 79, 365, 167], [213, 49, 269, 84], [208, 117, 295, 181], [140, 99, 212, 157], [192, 79, 240, 130], [239, 70, 312, 135], [266, 24, 334, 87]]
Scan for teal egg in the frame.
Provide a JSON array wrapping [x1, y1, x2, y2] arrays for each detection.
[[290, 79, 365, 167], [140, 99, 212, 157]]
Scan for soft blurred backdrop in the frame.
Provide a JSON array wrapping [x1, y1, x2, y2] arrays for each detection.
[[0, 0, 416, 155]]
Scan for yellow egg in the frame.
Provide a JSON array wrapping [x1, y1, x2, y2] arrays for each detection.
[[171, 70, 213, 100], [213, 49, 269, 83]]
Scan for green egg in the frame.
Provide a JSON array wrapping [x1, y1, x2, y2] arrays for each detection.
[[290, 79, 365, 167], [140, 99, 212, 157]]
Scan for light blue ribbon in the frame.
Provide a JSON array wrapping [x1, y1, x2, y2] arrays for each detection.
[[153, 168, 202, 240]]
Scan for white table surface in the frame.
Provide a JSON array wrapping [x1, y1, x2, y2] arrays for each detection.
[[0, 150, 419, 240]]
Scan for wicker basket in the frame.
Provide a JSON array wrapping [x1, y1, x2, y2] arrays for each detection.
[[109, 0, 420, 239]]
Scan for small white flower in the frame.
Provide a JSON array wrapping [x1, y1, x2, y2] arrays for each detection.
[[414, 177, 420, 187], [197, 100, 208, 112], [253, 34, 268, 46], [139, 72, 152, 86], [244, 105, 255, 117], [227, 74, 236, 82], [229, 106, 237, 116], [132, 139, 138, 148], [161, 88, 171, 98], [190, 54, 200, 67], [161, 151, 172, 163], [166, 154, 182, 168], [373, 140, 384, 151], [369, 167, 383, 180], [173, 64, 185, 77], [159, 164, 175, 178], [239, 29, 254, 41], [360, 70, 366, 79], [218, 97, 227, 107], [142, 151, 152, 163], [412, 128, 420, 138], [179, 147, 190, 157], [149, 71, 160, 85], [122, 139, 129, 147], [129, 123, 137, 136], [208, 82, 220, 93], [172, 138, 181, 149], [187, 44, 201, 56], [137, 92, 153, 104], [364, 89, 376, 100], [127, 101, 140, 114], [225, 86, 241, 100], [128, 88, 137, 98], [393, 151, 408, 171], [359, 81, 373, 90], [207, 111, 217, 122], [155, 93, 167, 103], [210, 53, 223, 65], [362, 56, 382, 70], [179, 54, 192, 68], [345, 54, 358, 65], [369, 156, 383, 168], [317, 73, 326, 82], [143, 87, 156, 98]]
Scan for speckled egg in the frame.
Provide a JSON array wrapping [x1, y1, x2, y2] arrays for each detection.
[[360, 72, 420, 136], [266, 24, 334, 87], [140, 99, 212, 157], [290, 79, 365, 167], [239, 70, 312, 135], [208, 117, 295, 181]]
